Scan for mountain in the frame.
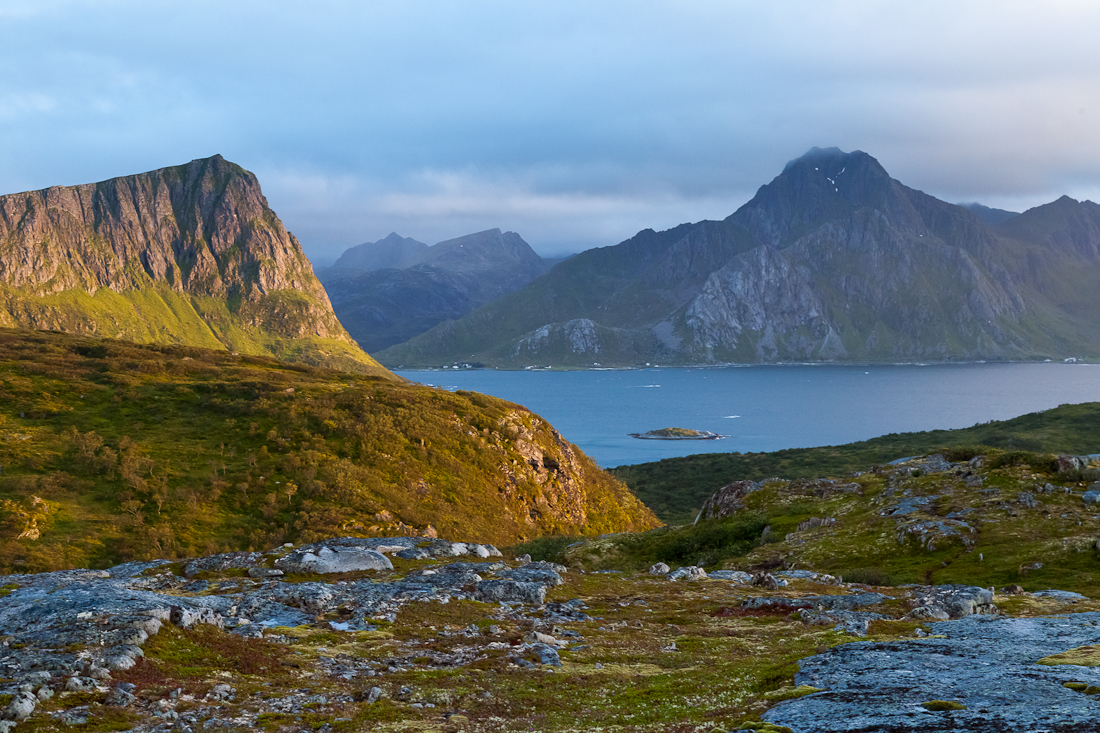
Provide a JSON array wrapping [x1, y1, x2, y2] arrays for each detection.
[[379, 147, 1100, 367], [0, 155, 390, 377], [960, 202, 1020, 225], [0, 327, 659, 572], [323, 231, 430, 276], [322, 228, 551, 353]]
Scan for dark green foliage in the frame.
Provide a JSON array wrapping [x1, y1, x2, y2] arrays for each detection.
[[987, 450, 1058, 472], [838, 567, 897, 586], [506, 535, 583, 564], [618, 513, 768, 568], [613, 402, 1100, 524]]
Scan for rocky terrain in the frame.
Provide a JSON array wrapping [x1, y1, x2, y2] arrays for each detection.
[[380, 147, 1100, 367], [0, 156, 386, 376], [2, 450, 1100, 731], [1, 534, 1098, 732], [320, 229, 550, 354]]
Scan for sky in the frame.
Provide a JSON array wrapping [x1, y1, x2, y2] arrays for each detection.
[[2, 1, 1099, 265]]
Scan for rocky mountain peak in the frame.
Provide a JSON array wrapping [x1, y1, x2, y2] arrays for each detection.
[[0, 156, 389, 375], [731, 147, 900, 247]]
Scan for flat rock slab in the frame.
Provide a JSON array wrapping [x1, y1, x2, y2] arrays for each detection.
[[766, 613, 1100, 732]]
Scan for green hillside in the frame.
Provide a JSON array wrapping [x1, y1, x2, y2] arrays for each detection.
[[0, 328, 658, 572], [612, 402, 1100, 524]]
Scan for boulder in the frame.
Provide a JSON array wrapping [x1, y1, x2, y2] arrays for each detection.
[[907, 585, 996, 619], [274, 545, 393, 574], [709, 570, 752, 583], [649, 562, 671, 575], [695, 480, 761, 522], [474, 579, 546, 605], [668, 566, 707, 581]]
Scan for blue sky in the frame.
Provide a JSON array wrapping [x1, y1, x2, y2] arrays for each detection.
[[2, 1, 1099, 264]]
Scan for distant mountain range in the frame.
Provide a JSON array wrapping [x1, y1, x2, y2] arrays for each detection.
[[320, 229, 551, 353], [0, 155, 390, 377], [378, 147, 1100, 367]]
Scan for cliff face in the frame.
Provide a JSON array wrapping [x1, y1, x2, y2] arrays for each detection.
[[0, 156, 390, 376], [380, 148, 1100, 367]]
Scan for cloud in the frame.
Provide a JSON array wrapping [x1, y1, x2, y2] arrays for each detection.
[[1, 0, 1099, 258]]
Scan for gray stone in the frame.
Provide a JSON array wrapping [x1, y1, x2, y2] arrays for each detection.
[[800, 610, 888, 636], [247, 567, 284, 578], [667, 566, 707, 581], [4, 693, 36, 720], [1033, 589, 1089, 602], [274, 545, 393, 574], [1083, 489, 1100, 507], [766, 613, 1100, 732], [648, 562, 670, 575], [908, 584, 996, 618], [528, 643, 561, 666], [708, 570, 752, 583], [474, 580, 546, 605]]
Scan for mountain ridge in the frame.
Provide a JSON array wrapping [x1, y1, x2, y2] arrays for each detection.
[[0, 155, 390, 377], [322, 228, 551, 353], [379, 148, 1100, 367]]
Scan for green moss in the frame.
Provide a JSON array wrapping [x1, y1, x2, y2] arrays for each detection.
[[921, 700, 966, 711], [1039, 646, 1100, 667]]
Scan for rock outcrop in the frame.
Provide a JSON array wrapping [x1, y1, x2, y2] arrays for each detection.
[[0, 155, 389, 376]]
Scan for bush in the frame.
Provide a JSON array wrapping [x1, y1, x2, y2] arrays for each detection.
[[943, 445, 995, 462], [838, 567, 896, 586], [987, 450, 1057, 473], [506, 535, 581, 564], [619, 513, 769, 568]]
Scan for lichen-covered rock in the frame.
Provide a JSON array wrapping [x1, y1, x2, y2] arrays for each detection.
[[274, 544, 394, 574], [696, 480, 760, 521], [766, 613, 1100, 732], [668, 566, 707, 581]]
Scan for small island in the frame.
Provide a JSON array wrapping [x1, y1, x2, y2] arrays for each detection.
[[628, 427, 728, 441]]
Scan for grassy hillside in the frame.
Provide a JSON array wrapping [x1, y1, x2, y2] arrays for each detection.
[[552, 448, 1100, 598], [0, 328, 657, 572], [0, 283, 393, 379], [612, 402, 1100, 524]]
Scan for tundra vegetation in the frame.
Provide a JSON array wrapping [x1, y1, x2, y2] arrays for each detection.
[[0, 328, 656, 573]]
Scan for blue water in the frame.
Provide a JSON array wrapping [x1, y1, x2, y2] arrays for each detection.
[[395, 364, 1100, 468]]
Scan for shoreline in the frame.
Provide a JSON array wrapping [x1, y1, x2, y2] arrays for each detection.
[[394, 359, 1097, 373]]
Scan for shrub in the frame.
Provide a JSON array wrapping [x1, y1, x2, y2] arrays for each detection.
[[837, 567, 896, 586]]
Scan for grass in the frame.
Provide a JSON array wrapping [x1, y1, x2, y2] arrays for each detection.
[[0, 328, 658, 571], [612, 402, 1100, 525]]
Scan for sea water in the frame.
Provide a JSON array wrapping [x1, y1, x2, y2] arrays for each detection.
[[395, 363, 1100, 468]]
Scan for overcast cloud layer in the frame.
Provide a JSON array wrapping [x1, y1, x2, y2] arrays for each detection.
[[2, 1, 1099, 263]]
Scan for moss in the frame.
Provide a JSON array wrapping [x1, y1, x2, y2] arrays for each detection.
[[921, 700, 966, 711], [1064, 681, 1088, 691], [1038, 645, 1100, 667]]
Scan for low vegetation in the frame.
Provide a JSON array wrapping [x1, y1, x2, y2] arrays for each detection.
[[612, 402, 1100, 524], [0, 328, 657, 572], [590, 449, 1100, 597]]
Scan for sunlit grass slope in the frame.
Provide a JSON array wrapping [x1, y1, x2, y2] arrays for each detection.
[[0, 328, 658, 572]]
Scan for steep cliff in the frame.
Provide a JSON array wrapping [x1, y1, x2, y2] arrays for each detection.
[[0, 155, 391, 377], [380, 148, 1100, 366]]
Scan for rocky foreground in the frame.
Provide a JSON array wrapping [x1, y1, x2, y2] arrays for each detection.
[[1, 534, 1099, 732]]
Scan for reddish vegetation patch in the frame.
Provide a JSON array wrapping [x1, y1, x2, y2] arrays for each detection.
[[709, 606, 788, 618]]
